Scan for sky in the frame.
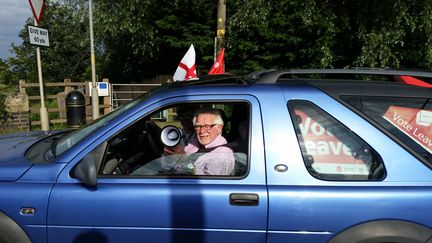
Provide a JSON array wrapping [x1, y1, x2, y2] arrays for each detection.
[[0, 0, 33, 60]]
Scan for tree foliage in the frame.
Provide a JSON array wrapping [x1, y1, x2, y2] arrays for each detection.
[[227, 0, 432, 72], [6, 1, 92, 86], [95, 0, 216, 82], [2, 0, 432, 85]]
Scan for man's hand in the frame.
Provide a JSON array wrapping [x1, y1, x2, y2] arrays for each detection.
[[164, 144, 185, 155]]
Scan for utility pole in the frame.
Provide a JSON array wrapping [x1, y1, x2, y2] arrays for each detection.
[[89, 0, 99, 120], [215, 0, 226, 60]]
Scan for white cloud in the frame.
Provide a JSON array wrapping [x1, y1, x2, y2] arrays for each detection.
[[0, 0, 32, 59]]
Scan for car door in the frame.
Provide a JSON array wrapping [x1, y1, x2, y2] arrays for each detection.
[[263, 86, 432, 243], [47, 95, 267, 243]]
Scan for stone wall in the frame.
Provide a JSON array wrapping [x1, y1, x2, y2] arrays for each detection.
[[0, 93, 30, 133]]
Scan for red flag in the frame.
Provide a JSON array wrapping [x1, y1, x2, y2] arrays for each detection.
[[397, 76, 432, 88], [173, 45, 198, 81], [209, 48, 225, 75]]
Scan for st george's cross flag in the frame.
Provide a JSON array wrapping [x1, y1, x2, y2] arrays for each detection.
[[208, 48, 225, 75], [173, 44, 198, 81]]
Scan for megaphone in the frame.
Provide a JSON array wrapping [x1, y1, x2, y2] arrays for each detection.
[[160, 125, 183, 147]]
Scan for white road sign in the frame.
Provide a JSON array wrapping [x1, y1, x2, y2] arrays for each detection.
[[28, 25, 50, 47]]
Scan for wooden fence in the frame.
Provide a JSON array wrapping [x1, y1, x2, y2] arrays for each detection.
[[18, 75, 170, 130], [19, 79, 111, 128]]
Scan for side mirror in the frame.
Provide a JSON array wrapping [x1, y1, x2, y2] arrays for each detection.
[[72, 155, 98, 187]]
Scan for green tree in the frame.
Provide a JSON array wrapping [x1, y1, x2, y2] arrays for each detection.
[[8, 1, 93, 86], [6, 0, 432, 86], [0, 59, 13, 117], [350, 0, 432, 69], [95, 0, 216, 82], [227, 0, 432, 71], [0, 59, 15, 86], [227, 0, 338, 73]]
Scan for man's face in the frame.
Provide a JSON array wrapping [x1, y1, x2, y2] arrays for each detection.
[[194, 113, 223, 145]]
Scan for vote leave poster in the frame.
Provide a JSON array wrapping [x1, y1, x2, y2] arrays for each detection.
[[294, 110, 369, 175], [383, 106, 432, 154]]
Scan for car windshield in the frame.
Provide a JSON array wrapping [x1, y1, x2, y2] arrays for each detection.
[[54, 96, 146, 157], [26, 98, 142, 164], [52, 83, 178, 158], [26, 83, 179, 164]]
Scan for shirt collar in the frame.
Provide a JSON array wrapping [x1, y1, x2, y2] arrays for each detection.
[[203, 134, 227, 149]]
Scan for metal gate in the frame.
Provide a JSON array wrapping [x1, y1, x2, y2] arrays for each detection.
[[110, 83, 161, 110]]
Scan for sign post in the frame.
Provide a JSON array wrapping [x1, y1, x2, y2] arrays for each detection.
[[28, 0, 49, 131]]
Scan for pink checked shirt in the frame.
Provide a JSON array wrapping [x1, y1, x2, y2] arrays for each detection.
[[184, 134, 235, 175]]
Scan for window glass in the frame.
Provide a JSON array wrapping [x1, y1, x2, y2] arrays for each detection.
[[51, 94, 148, 158], [99, 102, 250, 177], [288, 100, 385, 180], [342, 96, 432, 162], [29, 83, 178, 162]]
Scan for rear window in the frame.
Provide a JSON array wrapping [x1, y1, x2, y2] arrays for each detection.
[[342, 96, 432, 162], [288, 100, 385, 181]]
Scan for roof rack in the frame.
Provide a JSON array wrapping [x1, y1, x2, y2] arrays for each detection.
[[252, 69, 432, 84], [165, 74, 250, 87]]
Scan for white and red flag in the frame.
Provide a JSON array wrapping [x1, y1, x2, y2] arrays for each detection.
[[173, 44, 198, 81], [209, 48, 225, 75]]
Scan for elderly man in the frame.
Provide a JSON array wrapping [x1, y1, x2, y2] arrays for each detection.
[[164, 107, 235, 175]]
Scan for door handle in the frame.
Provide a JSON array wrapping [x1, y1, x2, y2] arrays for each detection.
[[229, 193, 259, 206]]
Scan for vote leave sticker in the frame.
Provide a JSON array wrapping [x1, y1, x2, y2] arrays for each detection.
[[383, 106, 432, 154], [295, 110, 369, 175]]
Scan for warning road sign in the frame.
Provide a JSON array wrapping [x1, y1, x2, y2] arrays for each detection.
[[28, 0, 45, 24]]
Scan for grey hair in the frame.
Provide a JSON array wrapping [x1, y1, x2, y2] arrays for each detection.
[[192, 108, 224, 125]]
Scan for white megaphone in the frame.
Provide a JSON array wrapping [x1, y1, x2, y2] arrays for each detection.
[[160, 125, 184, 147]]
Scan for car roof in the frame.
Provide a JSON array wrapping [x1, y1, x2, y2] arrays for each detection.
[[255, 69, 432, 98], [250, 68, 432, 84], [158, 69, 432, 98]]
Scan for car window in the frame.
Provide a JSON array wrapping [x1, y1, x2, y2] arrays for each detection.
[[50, 84, 176, 159], [288, 100, 385, 181], [342, 96, 432, 163], [99, 102, 250, 177], [53, 95, 147, 158]]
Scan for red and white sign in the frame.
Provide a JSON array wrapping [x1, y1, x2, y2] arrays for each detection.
[[28, 0, 45, 24], [384, 106, 432, 154], [295, 110, 369, 175]]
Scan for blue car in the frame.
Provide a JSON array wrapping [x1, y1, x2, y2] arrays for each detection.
[[1, 69, 432, 243]]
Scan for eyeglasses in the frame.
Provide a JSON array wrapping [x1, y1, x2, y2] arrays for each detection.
[[193, 124, 217, 131]]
